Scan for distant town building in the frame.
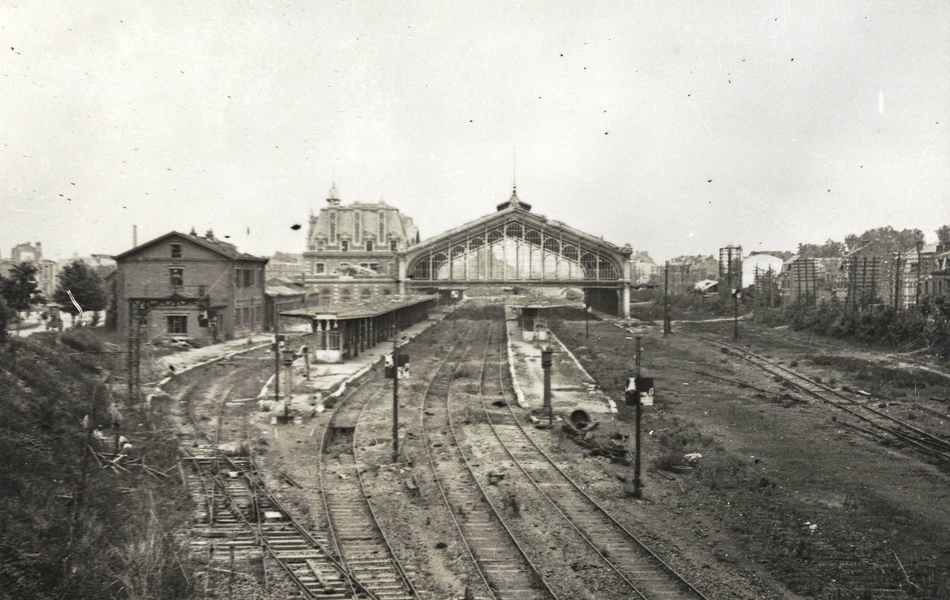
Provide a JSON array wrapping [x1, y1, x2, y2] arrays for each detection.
[[5, 242, 58, 300], [301, 184, 420, 305], [112, 229, 268, 344], [265, 252, 307, 281], [628, 251, 657, 286]]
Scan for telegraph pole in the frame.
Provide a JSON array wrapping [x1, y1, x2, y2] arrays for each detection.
[[894, 252, 901, 313], [392, 336, 399, 463], [663, 261, 671, 335]]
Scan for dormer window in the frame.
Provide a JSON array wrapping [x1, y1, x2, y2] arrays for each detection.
[[171, 243, 182, 258], [366, 240, 374, 252], [341, 240, 349, 252]]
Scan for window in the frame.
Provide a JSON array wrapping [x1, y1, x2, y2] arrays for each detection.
[[330, 211, 337, 241], [361, 288, 372, 299], [171, 243, 182, 258], [366, 240, 374, 252], [167, 315, 187, 334], [315, 263, 325, 274], [170, 268, 183, 287], [321, 287, 332, 306], [242, 269, 253, 288], [340, 287, 352, 301], [198, 285, 206, 297], [370, 263, 380, 272], [317, 239, 325, 251], [341, 240, 349, 252], [382, 288, 392, 296], [390, 240, 398, 252]]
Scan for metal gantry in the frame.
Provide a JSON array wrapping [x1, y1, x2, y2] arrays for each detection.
[[127, 295, 207, 403]]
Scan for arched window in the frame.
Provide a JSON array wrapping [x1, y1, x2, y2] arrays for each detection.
[[340, 287, 352, 301], [525, 230, 541, 246], [360, 288, 372, 299], [563, 245, 579, 261], [543, 238, 559, 253], [581, 253, 598, 280], [505, 222, 523, 238]]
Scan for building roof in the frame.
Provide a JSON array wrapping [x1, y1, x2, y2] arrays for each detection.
[[266, 285, 306, 297], [113, 231, 268, 263], [280, 294, 436, 321]]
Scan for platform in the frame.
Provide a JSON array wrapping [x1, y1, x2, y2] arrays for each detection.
[[504, 306, 617, 418]]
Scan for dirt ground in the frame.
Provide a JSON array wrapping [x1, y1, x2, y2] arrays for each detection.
[[166, 300, 950, 599], [547, 312, 950, 599]]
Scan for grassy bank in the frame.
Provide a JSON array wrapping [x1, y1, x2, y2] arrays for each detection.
[[0, 333, 195, 600]]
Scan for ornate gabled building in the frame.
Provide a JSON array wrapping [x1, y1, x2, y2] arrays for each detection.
[[300, 184, 420, 305]]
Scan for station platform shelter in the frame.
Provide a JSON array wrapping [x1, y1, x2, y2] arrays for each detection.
[[508, 300, 576, 342], [280, 295, 437, 363]]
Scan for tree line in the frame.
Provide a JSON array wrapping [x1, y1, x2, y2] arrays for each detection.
[[0, 260, 108, 339]]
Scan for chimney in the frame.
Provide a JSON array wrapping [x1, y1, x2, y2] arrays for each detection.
[[205, 229, 214, 240], [133, 224, 138, 247]]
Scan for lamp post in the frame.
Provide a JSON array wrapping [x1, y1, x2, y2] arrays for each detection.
[[916, 240, 924, 309]]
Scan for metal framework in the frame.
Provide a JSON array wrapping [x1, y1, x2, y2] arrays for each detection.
[[407, 217, 621, 283], [127, 295, 206, 402]]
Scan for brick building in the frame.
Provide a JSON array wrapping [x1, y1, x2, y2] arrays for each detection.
[[301, 184, 420, 304], [113, 230, 268, 344]]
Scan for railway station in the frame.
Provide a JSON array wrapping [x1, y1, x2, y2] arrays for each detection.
[[399, 187, 635, 317], [298, 184, 634, 324]]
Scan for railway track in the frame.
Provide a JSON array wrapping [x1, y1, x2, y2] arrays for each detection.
[[319, 378, 420, 600], [704, 337, 950, 462], [420, 326, 559, 600], [177, 368, 382, 600], [462, 323, 710, 600]]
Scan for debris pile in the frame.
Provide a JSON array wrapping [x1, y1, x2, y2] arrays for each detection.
[[561, 417, 632, 464]]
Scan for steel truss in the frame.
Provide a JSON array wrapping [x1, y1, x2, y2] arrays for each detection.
[[408, 217, 621, 283]]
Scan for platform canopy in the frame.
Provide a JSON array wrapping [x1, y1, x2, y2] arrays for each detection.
[[403, 188, 632, 288]]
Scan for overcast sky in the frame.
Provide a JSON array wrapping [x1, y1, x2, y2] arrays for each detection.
[[2, 1, 948, 262]]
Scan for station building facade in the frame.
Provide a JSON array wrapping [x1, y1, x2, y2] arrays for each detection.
[[300, 185, 420, 305]]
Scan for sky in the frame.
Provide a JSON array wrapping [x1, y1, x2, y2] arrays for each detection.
[[1, 0, 948, 263]]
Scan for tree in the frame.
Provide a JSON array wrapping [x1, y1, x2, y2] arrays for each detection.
[[844, 226, 924, 254], [936, 225, 950, 245], [54, 261, 108, 326], [0, 263, 45, 324], [797, 239, 846, 258], [0, 295, 13, 341]]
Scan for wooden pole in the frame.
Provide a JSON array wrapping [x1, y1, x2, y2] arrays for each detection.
[[392, 336, 399, 463]]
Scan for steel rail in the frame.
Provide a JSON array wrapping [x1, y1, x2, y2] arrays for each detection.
[[351, 380, 422, 599], [496, 324, 712, 600], [318, 377, 420, 600], [180, 369, 376, 600], [424, 325, 561, 600], [416, 336, 498, 600], [704, 337, 950, 461], [468, 325, 649, 600]]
